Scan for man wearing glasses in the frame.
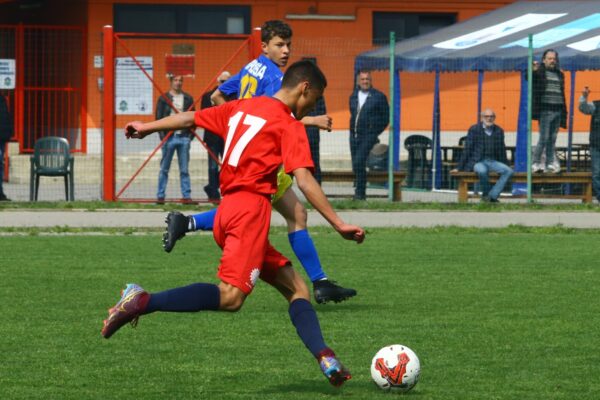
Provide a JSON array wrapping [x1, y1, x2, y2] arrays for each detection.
[[452, 109, 513, 203]]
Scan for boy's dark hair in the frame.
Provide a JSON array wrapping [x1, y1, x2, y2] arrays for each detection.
[[261, 20, 292, 43], [281, 60, 327, 91]]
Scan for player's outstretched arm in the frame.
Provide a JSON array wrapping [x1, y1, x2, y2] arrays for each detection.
[[293, 167, 365, 243], [300, 114, 332, 131], [125, 111, 196, 139]]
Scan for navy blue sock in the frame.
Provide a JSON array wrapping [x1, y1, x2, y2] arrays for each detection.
[[145, 283, 220, 313], [288, 229, 326, 282], [288, 298, 327, 357], [191, 208, 218, 231]]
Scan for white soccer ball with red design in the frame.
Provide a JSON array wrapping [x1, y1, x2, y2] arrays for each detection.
[[370, 344, 420, 393]]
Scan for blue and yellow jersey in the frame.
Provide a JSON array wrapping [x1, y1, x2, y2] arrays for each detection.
[[219, 55, 283, 100], [217, 54, 291, 203]]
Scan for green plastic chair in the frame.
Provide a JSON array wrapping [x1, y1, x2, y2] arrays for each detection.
[[29, 136, 74, 201]]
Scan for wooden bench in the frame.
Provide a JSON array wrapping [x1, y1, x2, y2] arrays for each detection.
[[320, 170, 406, 202], [450, 171, 593, 203]]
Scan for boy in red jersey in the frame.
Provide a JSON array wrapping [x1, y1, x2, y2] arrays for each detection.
[[102, 61, 365, 387]]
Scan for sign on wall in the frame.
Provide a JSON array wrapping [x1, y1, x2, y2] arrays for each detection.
[[0, 59, 16, 89], [115, 56, 153, 115]]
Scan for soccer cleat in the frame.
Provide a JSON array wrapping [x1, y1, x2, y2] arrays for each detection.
[[101, 283, 149, 339], [162, 211, 190, 253], [318, 350, 351, 387], [313, 280, 357, 304]]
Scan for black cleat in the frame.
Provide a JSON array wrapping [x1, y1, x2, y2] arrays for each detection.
[[313, 280, 357, 304], [162, 211, 190, 253]]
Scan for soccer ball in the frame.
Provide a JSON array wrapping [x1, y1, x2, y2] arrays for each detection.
[[371, 344, 420, 393]]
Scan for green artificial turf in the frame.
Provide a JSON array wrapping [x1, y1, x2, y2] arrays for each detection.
[[1, 228, 599, 399]]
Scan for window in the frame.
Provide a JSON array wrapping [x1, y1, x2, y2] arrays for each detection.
[[373, 12, 456, 44], [114, 4, 251, 34]]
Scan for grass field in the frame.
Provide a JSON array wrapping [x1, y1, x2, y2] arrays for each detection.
[[1, 227, 599, 399]]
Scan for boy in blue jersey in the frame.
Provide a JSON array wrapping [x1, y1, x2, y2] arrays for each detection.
[[163, 20, 356, 305]]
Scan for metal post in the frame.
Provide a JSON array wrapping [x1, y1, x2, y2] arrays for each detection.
[[102, 25, 115, 201], [527, 34, 533, 203], [388, 31, 395, 201], [250, 27, 262, 59], [477, 70, 484, 122]]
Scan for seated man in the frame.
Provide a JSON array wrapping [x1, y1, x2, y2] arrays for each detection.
[[452, 109, 514, 202]]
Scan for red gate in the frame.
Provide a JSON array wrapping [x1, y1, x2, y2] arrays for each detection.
[[102, 26, 261, 202], [0, 24, 86, 153]]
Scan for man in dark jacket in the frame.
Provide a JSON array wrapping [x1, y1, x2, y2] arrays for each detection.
[[155, 75, 195, 203], [349, 70, 389, 200], [452, 109, 513, 202], [531, 49, 567, 173], [305, 96, 327, 184], [200, 71, 230, 202], [0, 94, 12, 201], [578, 86, 600, 202]]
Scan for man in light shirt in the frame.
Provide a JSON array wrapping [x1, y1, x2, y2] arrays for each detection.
[[348, 70, 389, 200], [155, 74, 195, 204]]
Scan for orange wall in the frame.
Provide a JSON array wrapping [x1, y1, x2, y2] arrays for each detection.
[[85, 0, 598, 137]]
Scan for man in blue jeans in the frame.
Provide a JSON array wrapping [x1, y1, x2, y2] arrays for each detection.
[[531, 49, 567, 173], [452, 108, 513, 203], [578, 86, 600, 203], [155, 75, 195, 204], [0, 94, 12, 201]]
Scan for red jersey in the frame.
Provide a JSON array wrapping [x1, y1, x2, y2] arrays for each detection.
[[194, 96, 314, 196]]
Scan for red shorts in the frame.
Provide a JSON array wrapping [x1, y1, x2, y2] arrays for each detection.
[[213, 191, 290, 295]]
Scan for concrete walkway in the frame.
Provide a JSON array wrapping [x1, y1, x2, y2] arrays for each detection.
[[1, 210, 600, 228]]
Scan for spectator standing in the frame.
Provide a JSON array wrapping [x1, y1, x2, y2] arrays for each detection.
[[452, 108, 513, 203], [348, 70, 389, 200], [304, 96, 326, 184], [578, 86, 600, 203], [201, 71, 231, 202], [155, 75, 195, 204], [0, 94, 12, 201], [531, 49, 567, 173]]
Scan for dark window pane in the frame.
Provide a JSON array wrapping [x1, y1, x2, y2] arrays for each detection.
[[373, 12, 456, 44], [114, 4, 250, 34], [115, 8, 177, 33], [419, 15, 457, 35]]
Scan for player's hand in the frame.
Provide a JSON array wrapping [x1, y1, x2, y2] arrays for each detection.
[[313, 114, 333, 131], [582, 86, 590, 98], [125, 121, 146, 139], [336, 223, 365, 244]]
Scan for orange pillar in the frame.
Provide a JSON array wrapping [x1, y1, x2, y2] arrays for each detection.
[[15, 23, 24, 152], [250, 27, 262, 59], [102, 25, 115, 201]]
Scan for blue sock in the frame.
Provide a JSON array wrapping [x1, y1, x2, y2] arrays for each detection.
[[145, 283, 220, 313], [288, 298, 327, 357], [288, 229, 326, 282], [191, 208, 218, 231]]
